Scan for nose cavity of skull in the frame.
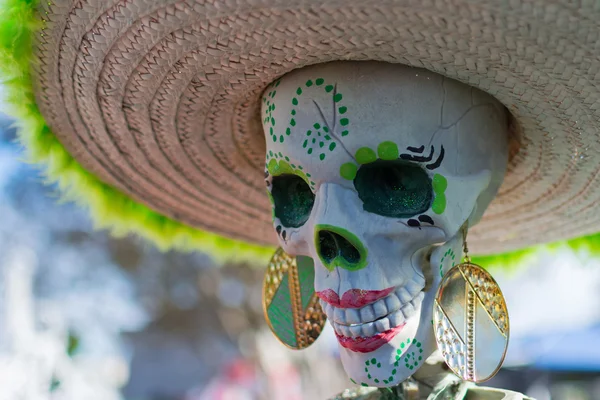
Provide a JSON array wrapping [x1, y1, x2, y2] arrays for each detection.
[[315, 225, 368, 271]]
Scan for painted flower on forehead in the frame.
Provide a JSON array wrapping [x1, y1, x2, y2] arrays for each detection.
[[261, 61, 508, 387]]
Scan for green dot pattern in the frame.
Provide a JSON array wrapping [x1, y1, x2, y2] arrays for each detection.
[[432, 173, 448, 214], [266, 189, 276, 221], [355, 147, 377, 164], [439, 247, 456, 277], [377, 141, 399, 160], [342, 140, 426, 179], [340, 163, 357, 180], [433, 173, 448, 192], [265, 153, 315, 191], [401, 338, 424, 371], [358, 350, 410, 385], [432, 193, 446, 214], [286, 77, 350, 161], [262, 80, 281, 143]]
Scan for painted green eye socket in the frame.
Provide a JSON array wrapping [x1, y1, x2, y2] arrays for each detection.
[[271, 175, 315, 228], [354, 161, 432, 219]]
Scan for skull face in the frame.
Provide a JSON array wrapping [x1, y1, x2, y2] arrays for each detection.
[[261, 61, 508, 387]]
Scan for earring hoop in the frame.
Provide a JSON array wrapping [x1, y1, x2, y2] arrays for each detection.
[[262, 247, 326, 350], [433, 224, 510, 383]]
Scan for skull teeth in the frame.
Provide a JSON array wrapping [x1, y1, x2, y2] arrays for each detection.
[[388, 308, 404, 327], [397, 287, 413, 304], [384, 294, 401, 311], [375, 317, 390, 332], [361, 322, 376, 337], [324, 283, 425, 338], [345, 308, 361, 324], [359, 304, 375, 323], [372, 300, 388, 319], [338, 324, 351, 337], [333, 306, 345, 324], [349, 325, 362, 337]]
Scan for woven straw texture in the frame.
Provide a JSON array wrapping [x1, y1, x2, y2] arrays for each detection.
[[30, 0, 600, 256]]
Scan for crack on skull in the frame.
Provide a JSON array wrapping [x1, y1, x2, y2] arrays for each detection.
[[427, 102, 497, 148], [440, 103, 497, 130], [311, 96, 355, 161]]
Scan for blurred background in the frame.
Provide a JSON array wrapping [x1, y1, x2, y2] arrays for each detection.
[[1, 107, 600, 400]]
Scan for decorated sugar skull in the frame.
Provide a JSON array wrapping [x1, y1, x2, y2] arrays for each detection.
[[261, 61, 508, 387]]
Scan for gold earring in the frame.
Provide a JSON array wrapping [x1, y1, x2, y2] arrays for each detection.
[[433, 225, 510, 383], [262, 247, 326, 350]]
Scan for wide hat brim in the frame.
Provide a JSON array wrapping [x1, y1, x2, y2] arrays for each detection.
[[8, 0, 600, 261]]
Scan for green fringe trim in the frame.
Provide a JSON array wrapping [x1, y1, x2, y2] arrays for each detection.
[[0, 0, 274, 265], [2, 0, 600, 270], [475, 233, 600, 273]]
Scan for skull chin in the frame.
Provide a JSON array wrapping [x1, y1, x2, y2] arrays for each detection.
[[336, 291, 431, 387]]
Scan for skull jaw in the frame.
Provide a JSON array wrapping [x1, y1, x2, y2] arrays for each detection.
[[337, 234, 465, 388], [339, 288, 436, 388]]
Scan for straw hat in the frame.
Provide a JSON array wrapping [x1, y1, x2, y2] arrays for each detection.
[[2, 0, 600, 263]]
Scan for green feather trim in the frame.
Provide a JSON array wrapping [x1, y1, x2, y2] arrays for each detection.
[[2, 0, 600, 270], [474, 232, 600, 273], [0, 0, 274, 265]]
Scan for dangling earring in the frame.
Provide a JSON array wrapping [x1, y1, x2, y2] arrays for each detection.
[[433, 224, 510, 383], [262, 247, 326, 349]]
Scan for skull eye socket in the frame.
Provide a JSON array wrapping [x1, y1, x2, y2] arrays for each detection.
[[354, 160, 432, 219], [271, 175, 315, 228]]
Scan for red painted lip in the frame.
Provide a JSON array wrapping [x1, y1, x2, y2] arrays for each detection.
[[316, 287, 395, 309], [336, 324, 407, 353]]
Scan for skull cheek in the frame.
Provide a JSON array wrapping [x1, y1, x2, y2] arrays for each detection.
[[431, 169, 493, 237]]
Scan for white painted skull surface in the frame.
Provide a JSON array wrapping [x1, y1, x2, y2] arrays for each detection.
[[261, 61, 508, 387]]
